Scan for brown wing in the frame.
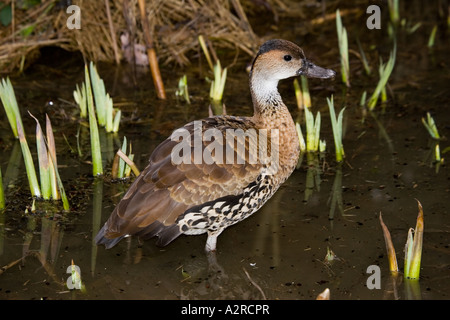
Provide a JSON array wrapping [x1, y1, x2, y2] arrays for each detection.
[[96, 116, 267, 248]]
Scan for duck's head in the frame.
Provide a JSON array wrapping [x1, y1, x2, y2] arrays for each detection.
[[250, 39, 336, 81]]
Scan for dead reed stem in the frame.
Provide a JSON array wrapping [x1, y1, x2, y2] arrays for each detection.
[[138, 0, 166, 99]]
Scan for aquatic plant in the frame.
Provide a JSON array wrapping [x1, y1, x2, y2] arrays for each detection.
[[422, 112, 440, 140], [294, 77, 322, 154], [379, 200, 425, 279], [199, 35, 227, 115], [404, 201, 424, 279], [209, 60, 227, 114], [29, 113, 70, 210], [73, 82, 87, 118], [293, 76, 311, 110], [356, 38, 371, 76], [32, 113, 52, 200], [74, 63, 121, 133], [175, 75, 191, 104], [388, 0, 400, 26], [301, 76, 311, 108], [16, 119, 41, 198], [89, 62, 121, 133], [427, 25, 438, 48], [295, 122, 306, 153], [336, 9, 350, 87], [304, 106, 321, 153], [0, 77, 23, 138], [327, 96, 345, 162], [198, 35, 214, 71], [367, 44, 397, 110], [379, 212, 399, 273], [84, 64, 103, 176], [112, 136, 139, 179]]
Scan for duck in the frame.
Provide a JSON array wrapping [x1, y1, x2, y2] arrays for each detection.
[[95, 39, 335, 252]]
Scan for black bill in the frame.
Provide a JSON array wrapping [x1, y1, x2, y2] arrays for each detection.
[[298, 59, 336, 79]]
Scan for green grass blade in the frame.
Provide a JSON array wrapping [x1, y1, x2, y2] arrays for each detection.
[[295, 122, 306, 153], [73, 83, 87, 118], [45, 114, 60, 200], [89, 62, 106, 127], [422, 112, 440, 139], [105, 94, 113, 132], [293, 79, 303, 110], [407, 201, 424, 279], [16, 119, 41, 198], [29, 112, 51, 200], [85, 65, 103, 176], [368, 44, 397, 110], [328, 96, 345, 162], [198, 35, 214, 72], [118, 137, 127, 179], [113, 109, 121, 133], [336, 9, 350, 87], [301, 76, 311, 108], [427, 25, 438, 48], [0, 77, 23, 138]]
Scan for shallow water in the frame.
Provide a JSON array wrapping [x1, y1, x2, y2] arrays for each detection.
[[1, 2, 450, 300]]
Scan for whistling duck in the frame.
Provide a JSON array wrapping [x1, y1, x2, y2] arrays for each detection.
[[95, 39, 335, 251]]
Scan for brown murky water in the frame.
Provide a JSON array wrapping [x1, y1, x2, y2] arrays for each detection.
[[1, 2, 449, 301]]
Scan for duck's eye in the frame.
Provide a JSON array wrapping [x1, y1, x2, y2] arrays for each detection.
[[283, 55, 292, 62]]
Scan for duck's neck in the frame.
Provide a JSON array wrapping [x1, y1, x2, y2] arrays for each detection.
[[249, 74, 283, 120], [249, 73, 292, 126], [249, 73, 300, 171]]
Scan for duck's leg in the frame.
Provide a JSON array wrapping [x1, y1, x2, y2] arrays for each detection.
[[205, 229, 223, 252]]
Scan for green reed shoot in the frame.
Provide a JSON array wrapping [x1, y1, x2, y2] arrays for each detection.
[[295, 122, 306, 153], [28, 113, 69, 210], [357, 38, 371, 76], [293, 76, 311, 110], [45, 115, 61, 201], [379, 201, 424, 279], [360, 90, 367, 107], [428, 25, 438, 48], [176, 75, 191, 104], [74, 62, 121, 133], [73, 82, 87, 118], [422, 112, 440, 139], [198, 35, 214, 72], [388, 0, 400, 26], [112, 147, 140, 179], [327, 96, 345, 162], [0, 77, 23, 138], [304, 106, 321, 152], [300, 76, 311, 108], [198, 35, 227, 115], [336, 9, 350, 87], [112, 137, 134, 179], [17, 119, 41, 198], [293, 79, 303, 110], [32, 113, 52, 200], [85, 64, 103, 176], [104, 93, 120, 133], [367, 44, 396, 110], [210, 60, 227, 102], [404, 201, 424, 279], [89, 62, 107, 127], [294, 76, 311, 110]]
